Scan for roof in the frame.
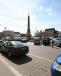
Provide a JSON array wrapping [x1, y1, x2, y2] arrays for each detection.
[[15, 32, 20, 34], [3, 30, 14, 32], [45, 28, 55, 31]]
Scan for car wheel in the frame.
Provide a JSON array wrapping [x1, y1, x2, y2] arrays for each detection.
[[8, 51, 12, 57], [0, 49, 1, 53], [34, 43, 35, 45], [0, 48, 2, 53]]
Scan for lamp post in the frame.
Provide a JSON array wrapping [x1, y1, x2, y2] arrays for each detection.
[[4, 27, 7, 41]]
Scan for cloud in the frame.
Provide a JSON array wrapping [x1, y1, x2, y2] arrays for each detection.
[[45, 8, 55, 16], [36, 24, 49, 31], [39, 6, 56, 16], [45, 8, 52, 12], [0, 8, 37, 34], [48, 12, 54, 16], [40, 6, 43, 11], [0, 0, 58, 35], [41, 25, 49, 30]]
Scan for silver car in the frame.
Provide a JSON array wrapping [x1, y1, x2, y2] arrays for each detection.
[[53, 38, 61, 47]]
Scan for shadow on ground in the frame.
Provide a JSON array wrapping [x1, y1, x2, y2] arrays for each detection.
[[1, 52, 32, 65]]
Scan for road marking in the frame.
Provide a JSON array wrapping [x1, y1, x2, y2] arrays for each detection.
[[29, 53, 53, 63], [0, 54, 22, 76]]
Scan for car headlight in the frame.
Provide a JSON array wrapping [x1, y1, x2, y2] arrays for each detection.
[[54, 61, 61, 71]]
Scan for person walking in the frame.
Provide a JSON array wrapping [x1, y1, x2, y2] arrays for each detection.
[[52, 39, 54, 47]]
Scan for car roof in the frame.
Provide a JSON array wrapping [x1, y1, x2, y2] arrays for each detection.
[[10, 41, 27, 46], [0, 40, 3, 42], [56, 54, 61, 64], [8, 41, 22, 43]]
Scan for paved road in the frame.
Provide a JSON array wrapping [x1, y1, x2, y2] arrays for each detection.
[[0, 42, 61, 76], [27, 42, 61, 61]]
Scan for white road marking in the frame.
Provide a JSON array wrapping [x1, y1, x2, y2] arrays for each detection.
[[0, 54, 22, 76], [0, 52, 53, 76], [29, 53, 53, 63]]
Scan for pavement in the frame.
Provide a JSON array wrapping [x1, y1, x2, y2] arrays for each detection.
[[0, 42, 61, 76], [0, 54, 14, 76]]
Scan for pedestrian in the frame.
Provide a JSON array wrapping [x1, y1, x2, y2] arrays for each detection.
[[52, 40, 54, 47]]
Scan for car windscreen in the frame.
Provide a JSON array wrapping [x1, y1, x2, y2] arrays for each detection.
[[44, 38, 49, 40], [56, 38, 61, 41]]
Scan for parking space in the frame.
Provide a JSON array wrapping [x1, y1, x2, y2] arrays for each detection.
[[0, 42, 61, 76], [0, 56, 14, 76]]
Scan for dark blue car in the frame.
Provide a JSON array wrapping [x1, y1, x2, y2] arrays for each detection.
[[51, 55, 61, 76]]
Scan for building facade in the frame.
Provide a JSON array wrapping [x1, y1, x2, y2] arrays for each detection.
[[3, 30, 15, 38], [45, 28, 58, 38], [58, 32, 61, 38], [14, 32, 20, 37], [34, 28, 58, 39]]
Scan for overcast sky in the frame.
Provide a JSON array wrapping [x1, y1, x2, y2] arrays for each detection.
[[0, 0, 61, 35]]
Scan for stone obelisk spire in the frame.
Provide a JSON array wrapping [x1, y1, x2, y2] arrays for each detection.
[[27, 13, 31, 40]]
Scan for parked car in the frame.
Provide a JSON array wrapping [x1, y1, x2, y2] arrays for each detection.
[[11, 37, 22, 41], [43, 38, 50, 45], [53, 38, 61, 47], [0, 40, 4, 49], [51, 54, 61, 76], [1, 41, 29, 57], [21, 38, 27, 43], [29, 38, 34, 42], [50, 38, 55, 46], [34, 37, 40, 45]]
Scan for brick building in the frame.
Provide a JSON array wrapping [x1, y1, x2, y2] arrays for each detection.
[[45, 28, 58, 38], [34, 28, 58, 39]]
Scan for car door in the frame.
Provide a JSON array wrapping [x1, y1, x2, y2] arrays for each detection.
[[53, 39, 57, 46], [3, 42, 8, 52], [5, 42, 12, 53], [2, 42, 7, 52]]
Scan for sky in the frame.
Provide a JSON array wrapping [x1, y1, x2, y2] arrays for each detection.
[[0, 0, 61, 35]]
